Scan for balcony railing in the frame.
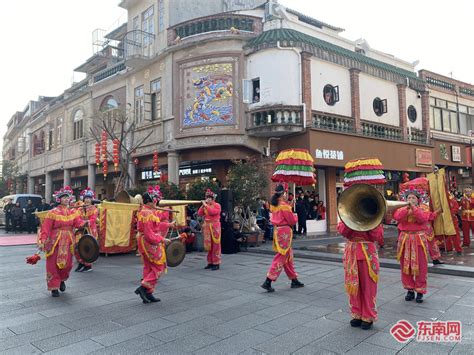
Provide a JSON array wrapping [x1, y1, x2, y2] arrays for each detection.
[[123, 30, 155, 64], [247, 105, 304, 137], [408, 128, 430, 145], [312, 113, 354, 133], [361, 121, 403, 141], [168, 14, 261, 45], [93, 61, 126, 83]]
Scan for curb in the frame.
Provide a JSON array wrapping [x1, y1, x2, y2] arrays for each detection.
[[246, 248, 474, 278]]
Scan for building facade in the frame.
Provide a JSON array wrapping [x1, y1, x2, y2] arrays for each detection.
[[3, 0, 472, 232]]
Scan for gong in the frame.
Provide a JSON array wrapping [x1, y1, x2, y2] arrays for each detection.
[[166, 240, 186, 267], [77, 234, 100, 264]]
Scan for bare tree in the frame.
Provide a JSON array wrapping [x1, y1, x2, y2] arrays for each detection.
[[90, 107, 153, 197]]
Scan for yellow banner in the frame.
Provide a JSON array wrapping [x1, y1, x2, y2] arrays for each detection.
[[427, 169, 456, 236], [99, 201, 139, 247]]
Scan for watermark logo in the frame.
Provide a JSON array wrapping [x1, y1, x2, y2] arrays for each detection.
[[390, 320, 416, 343], [390, 320, 462, 343]]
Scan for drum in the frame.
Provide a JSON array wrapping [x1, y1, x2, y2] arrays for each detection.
[[77, 234, 100, 264], [166, 239, 186, 267]]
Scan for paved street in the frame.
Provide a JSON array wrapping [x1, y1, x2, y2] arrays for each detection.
[[1, 245, 473, 354]]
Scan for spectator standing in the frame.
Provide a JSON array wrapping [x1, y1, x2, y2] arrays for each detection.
[[25, 200, 38, 234], [3, 198, 14, 233], [295, 193, 309, 235], [317, 201, 326, 220], [11, 202, 24, 232]]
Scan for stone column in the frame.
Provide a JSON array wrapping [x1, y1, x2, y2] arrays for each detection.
[[350, 68, 361, 133], [167, 151, 180, 185], [27, 176, 35, 194], [45, 172, 53, 203], [87, 164, 96, 191], [301, 51, 312, 127], [325, 167, 338, 233], [63, 169, 71, 187], [421, 91, 431, 141], [128, 162, 136, 188], [397, 84, 408, 140]]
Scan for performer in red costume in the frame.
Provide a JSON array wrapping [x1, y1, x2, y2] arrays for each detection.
[[445, 192, 463, 255], [134, 186, 174, 304], [261, 184, 304, 292], [460, 187, 474, 247], [38, 186, 86, 297], [198, 189, 222, 270], [74, 187, 99, 272], [338, 158, 386, 330]]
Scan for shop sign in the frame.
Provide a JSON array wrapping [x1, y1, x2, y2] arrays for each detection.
[[315, 149, 344, 160], [451, 146, 461, 162], [416, 149, 432, 167], [179, 166, 212, 176], [141, 170, 161, 180]]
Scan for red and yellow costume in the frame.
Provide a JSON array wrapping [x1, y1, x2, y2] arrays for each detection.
[[197, 201, 222, 265], [445, 195, 462, 253], [266, 201, 298, 281], [421, 204, 441, 261], [339, 223, 383, 323], [137, 205, 169, 293], [460, 193, 474, 247], [38, 206, 85, 290], [394, 206, 434, 294]]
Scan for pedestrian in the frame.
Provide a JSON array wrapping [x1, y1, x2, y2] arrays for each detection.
[[261, 184, 304, 292], [317, 201, 326, 220], [75, 187, 99, 273], [295, 192, 308, 235], [134, 185, 174, 304], [394, 187, 436, 304], [338, 157, 386, 330], [38, 186, 86, 297], [25, 200, 37, 234], [198, 189, 222, 270], [460, 187, 474, 247], [3, 198, 14, 233], [38, 198, 52, 212], [11, 202, 23, 232]]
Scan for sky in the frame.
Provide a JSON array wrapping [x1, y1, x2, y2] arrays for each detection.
[[1, 0, 473, 146]]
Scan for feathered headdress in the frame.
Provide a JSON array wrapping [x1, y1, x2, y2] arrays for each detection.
[[343, 158, 386, 188], [399, 177, 429, 204], [80, 187, 96, 200], [205, 189, 217, 199], [53, 186, 74, 203], [147, 185, 163, 203]]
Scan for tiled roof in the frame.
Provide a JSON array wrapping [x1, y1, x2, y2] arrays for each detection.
[[246, 28, 421, 82]]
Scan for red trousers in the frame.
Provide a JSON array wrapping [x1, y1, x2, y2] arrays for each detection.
[[400, 245, 428, 294], [207, 239, 221, 265], [267, 249, 298, 281], [349, 260, 378, 323], [461, 220, 474, 247], [46, 244, 73, 291], [427, 237, 441, 260], [141, 258, 166, 294], [445, 221, 463, 252]]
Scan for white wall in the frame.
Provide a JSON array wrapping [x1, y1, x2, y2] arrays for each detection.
[[311, 59, 351, 116], [247, 48, 300, 107], [359, 73, 399, 126], [405, 89, 423, 130]]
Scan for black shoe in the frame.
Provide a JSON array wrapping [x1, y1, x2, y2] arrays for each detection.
[[59, 281, 66, 292], [433, 259, 444, 265], [204, 264, 213, 269], [51, 290, 60, 297], [146, 293, 161, 303], [361, 321, 373, 330], [81, 266, 92, 273], [135, 286, 150, 303], [405, 291, 415, 301], [416, 293, 424, 303], [350, 319, 362, 327], [75, 263, 85, 272], [211, 265, 220, 271], [261, 278, 275, 293], [291, 279, 304, 288]]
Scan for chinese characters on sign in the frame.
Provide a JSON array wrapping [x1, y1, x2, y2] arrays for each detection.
[[390, 320, 462, 343], [451, 146, 461, 162], [415, 149, 433, 167], [315, 149, 344, 160]]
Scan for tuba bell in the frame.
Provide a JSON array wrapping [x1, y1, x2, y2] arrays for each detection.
[[337, 184, 408, 232]]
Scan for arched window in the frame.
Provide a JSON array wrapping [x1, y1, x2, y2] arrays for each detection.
[[73, 109, 84, 140], [100, 96, 119, 111]]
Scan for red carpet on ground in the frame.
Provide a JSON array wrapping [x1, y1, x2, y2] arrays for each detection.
[[0, 235, 37, 246]]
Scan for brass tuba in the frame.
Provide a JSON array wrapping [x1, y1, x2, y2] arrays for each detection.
[[337, 184, 408, 232]]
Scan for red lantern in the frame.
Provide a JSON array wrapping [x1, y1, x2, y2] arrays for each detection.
[[95, 143, 101, 167], [103, 160, 108, 179], [101, 131, 108, 162], [113, 139, 120, 172], [153, 151, 159, 173]]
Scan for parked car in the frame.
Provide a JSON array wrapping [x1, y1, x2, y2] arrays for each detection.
[[0, 194, 43, 227]]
